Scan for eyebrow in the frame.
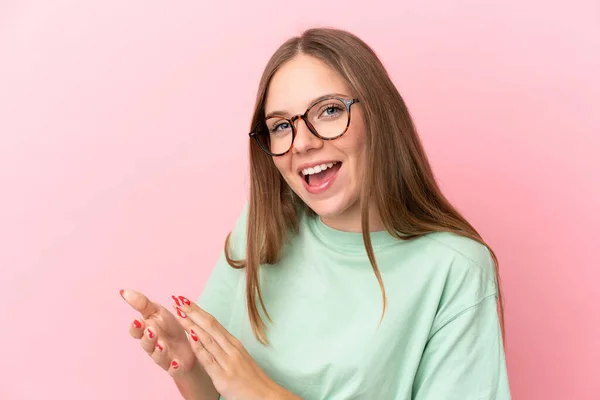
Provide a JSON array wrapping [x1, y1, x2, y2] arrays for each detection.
[[264, 92, 353, 119]]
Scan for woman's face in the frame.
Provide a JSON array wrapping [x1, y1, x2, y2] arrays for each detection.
[[264, 54, 367, 230]]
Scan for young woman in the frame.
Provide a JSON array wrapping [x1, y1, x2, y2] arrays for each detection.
[[120, 28, 511, 399]]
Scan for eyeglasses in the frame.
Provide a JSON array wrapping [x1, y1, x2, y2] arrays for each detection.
[[249, 96, 360, 156]]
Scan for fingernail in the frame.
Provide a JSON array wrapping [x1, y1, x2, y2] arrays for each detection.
[[156, 342, 163, 351], [133, 319, 142, 329], [119, 289, 125, 299], [178, 296, 191, 306], [171, 360, 179, 369], [176, 307, 186, 318], [147, 328, 154, 339], [190, 329, 198, 342], [171, 295, 181, 306]]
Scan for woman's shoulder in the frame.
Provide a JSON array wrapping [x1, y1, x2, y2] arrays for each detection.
[[416, 231, 497, 281]]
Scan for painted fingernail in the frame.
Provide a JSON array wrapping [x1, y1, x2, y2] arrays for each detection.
[[119, 289, 125, 299], [147, 328, 154, 339], [171, 295, 181, 306], [133, 319, 142, 329], [156, 342, 163, 351], [178, 296, 191, 306], [176, 307, 187, 318], [190, 329, 198, 342], [171, 360, 179, 369]]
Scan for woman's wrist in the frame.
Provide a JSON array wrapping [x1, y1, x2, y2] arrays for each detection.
[[265, 383, 303, 400], [172, 361, 217, 400]]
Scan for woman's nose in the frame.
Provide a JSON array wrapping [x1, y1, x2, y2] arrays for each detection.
[[292, 118, 323, 154]]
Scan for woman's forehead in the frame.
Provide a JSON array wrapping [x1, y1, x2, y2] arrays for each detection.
[[264, 55, 350, 116]]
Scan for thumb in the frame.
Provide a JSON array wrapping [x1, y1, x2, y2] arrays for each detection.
[[119, 289, 160, 319]]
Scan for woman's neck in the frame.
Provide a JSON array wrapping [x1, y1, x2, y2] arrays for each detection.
[[319, 201, 384, 233]]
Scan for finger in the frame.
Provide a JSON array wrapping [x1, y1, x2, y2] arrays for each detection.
[[150, 339, 170, 370], [168, 359, 183, 377], [190, 332, 223, 375], [188, 325, 227, 373], [139, 325, 159, 355], [172, 295, 236, 353], [171, 304, 228, 367], [128, 318, 145, 339], [172, 320, 224, 376], [119, 289, 160, 319]]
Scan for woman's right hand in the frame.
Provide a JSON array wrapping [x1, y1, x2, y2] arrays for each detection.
[[120, 289, 199, 375]]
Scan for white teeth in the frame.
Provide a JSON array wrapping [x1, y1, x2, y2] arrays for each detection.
[[302, 161, 339, 176]]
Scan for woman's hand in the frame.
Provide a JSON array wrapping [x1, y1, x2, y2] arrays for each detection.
[[171, 295, 302, 400], [120, 289, 199, 375]]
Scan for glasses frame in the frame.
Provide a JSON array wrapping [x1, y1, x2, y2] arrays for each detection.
[[249, 96, 360, 157]]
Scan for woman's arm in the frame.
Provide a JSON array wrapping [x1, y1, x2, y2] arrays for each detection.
[[173, 362, 220, 400], [412, 296, 511, 399], [173, 361, 300, 400]]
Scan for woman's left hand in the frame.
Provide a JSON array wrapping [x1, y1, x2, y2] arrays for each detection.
[[171, 295, 300, 400]]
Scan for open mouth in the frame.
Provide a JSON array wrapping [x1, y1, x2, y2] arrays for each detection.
[[300, 161, 342, 186]]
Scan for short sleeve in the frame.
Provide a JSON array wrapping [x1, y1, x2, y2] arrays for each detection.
[[196, 202, 248, 330], [411, 240, 511, 400], [412, 296, 511, 399]]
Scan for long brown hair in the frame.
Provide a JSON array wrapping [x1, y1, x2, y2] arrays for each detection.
[[225, 27, 504, 345]]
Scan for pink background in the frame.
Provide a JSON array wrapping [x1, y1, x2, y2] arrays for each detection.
[[1, 1, 598, 399]]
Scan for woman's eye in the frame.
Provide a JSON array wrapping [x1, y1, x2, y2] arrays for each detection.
[[272, 122, 289, 132], [322, 106, 340, 116]]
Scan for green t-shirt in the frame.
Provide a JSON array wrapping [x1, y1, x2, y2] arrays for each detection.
[[198, 203, 511, 399]]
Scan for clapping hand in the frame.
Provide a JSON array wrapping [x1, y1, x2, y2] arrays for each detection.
[[171, 296, 301, 400]]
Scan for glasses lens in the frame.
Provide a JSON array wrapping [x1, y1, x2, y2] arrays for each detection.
[[256, 98, 351, 155], [263, 116, 293, 155], [307, 98, 349, 139]]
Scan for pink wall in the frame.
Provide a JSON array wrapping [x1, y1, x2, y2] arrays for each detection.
[[1, 1, 598, 399]]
